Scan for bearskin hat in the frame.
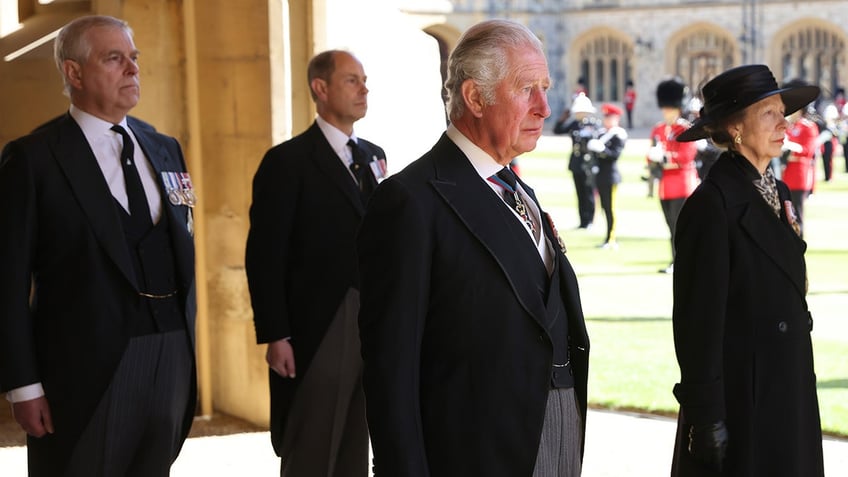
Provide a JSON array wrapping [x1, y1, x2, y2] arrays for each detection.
[[656, 77, 687, 109]]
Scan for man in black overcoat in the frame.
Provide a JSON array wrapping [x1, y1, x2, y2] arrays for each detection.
[[246, 49, 385, 477]]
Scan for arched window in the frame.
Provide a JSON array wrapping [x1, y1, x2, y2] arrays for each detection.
[[674, 31, 735, 95], [577, 34, 633, 102], [780, 26, 845, 96]]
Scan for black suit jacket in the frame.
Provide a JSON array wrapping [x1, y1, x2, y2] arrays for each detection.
[[671, 152, 823, 476], [357, 133, 590, 477], [245, 121, 385, 455], [0, 113, 197, 473]]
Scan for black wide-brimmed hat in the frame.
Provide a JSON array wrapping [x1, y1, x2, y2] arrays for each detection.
[[677, 64, 820, 142]]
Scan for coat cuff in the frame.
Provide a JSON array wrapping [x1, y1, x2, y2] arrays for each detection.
[[673, 381, 724, 425]]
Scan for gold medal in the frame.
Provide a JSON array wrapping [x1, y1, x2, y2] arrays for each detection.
[[181, 189, 196, 207]]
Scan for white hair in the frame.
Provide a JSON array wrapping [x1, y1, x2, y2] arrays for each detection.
[[444, 19, 543, 120]]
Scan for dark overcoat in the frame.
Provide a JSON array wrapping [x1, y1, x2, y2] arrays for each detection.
[[357, 134, 590, 477], [670, 151, 824, 476]]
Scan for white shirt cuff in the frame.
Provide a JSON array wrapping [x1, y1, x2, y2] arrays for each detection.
[[5, 383, 45, 403]]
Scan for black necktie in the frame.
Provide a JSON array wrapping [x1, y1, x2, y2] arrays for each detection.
[[111, 125, 152, 228], [348, 139, 377, 201]]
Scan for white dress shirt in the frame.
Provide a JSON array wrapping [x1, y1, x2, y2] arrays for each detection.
[[446, 125, 554, 275], [316, 115, 359, 181], [70, 105, 163, 224]]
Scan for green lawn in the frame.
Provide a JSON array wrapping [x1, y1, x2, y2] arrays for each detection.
[[520, 135, 848, 437]]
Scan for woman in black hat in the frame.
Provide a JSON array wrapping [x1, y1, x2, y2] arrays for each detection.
[[671, 64, 824, 476]]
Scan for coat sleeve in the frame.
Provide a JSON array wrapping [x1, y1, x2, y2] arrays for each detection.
[[245, 146, 299, 343], [0, 140, 40, 392], [599, 128, 626, 160], [357, 176, 432, 477], [671, 183, 729, 425]]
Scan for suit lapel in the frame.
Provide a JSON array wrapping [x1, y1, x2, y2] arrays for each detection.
[[428, 136, 549, 328], [50, 115, 138, 289], [129, 120, 168, 173], [739, 201, 806, 296], [128, 118, 196, 289], [716, 157, 807, 296], [305, 123, 365, 215]]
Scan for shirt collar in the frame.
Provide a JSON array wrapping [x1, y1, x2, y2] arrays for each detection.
[[446, 123, 505, 180], [316, 115, 357, 157], [70, 105, 127, 143]]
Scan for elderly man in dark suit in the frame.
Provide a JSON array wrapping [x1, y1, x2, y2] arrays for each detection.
[[246, 49, 385, 477], [0, 15, 197, 477], [357, 19, 590, 477]]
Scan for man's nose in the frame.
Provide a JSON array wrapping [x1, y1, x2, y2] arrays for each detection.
[[534, 89, 551, 118]]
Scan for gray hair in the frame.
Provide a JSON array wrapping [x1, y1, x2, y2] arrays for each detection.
[[444, 19, 543, 120], [54, 15, 133, 97]]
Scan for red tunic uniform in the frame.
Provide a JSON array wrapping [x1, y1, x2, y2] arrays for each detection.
[[624, 88, 636, 112], [783, 117, 818, 192], [649, 119, 699, 200]]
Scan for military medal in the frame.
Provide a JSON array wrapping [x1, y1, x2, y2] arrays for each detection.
[[487, 172, 536, 235], [546, 212, 567, 255], [369, 156, 388, 182], [179, 172, 197, 207], [160, 171, 197, 208], [161, 172, 183, 205], [783, 200, 801, 237], [511, 192, 536, 234], [168, 189, 182, 206], [187, 209, 194, 236]]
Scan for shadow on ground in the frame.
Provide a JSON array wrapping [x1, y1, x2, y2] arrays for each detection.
[[0, 403, 266, 448]]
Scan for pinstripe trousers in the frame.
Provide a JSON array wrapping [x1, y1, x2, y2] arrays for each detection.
[[532, 387, 583, 477], [63, 330, 192, 477]]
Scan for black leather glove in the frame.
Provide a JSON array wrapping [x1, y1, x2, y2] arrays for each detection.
[[687, 420, 729, 472]]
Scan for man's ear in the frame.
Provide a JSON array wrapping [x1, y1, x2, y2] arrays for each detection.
[[461, 79, 485, 118], [63, 59, 82, 90], [311, 78, 328, 103]]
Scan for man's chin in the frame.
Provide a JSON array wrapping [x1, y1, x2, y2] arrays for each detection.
[[120, 95, 140, 109]]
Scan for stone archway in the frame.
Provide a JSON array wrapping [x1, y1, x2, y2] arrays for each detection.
[[571, 27, 635, 104], [666, 23, 738, 97], [772, 19, 847, 97]]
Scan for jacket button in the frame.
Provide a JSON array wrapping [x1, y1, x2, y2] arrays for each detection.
[[778, 321, 788, 333], [808, 313, 814, 331]]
